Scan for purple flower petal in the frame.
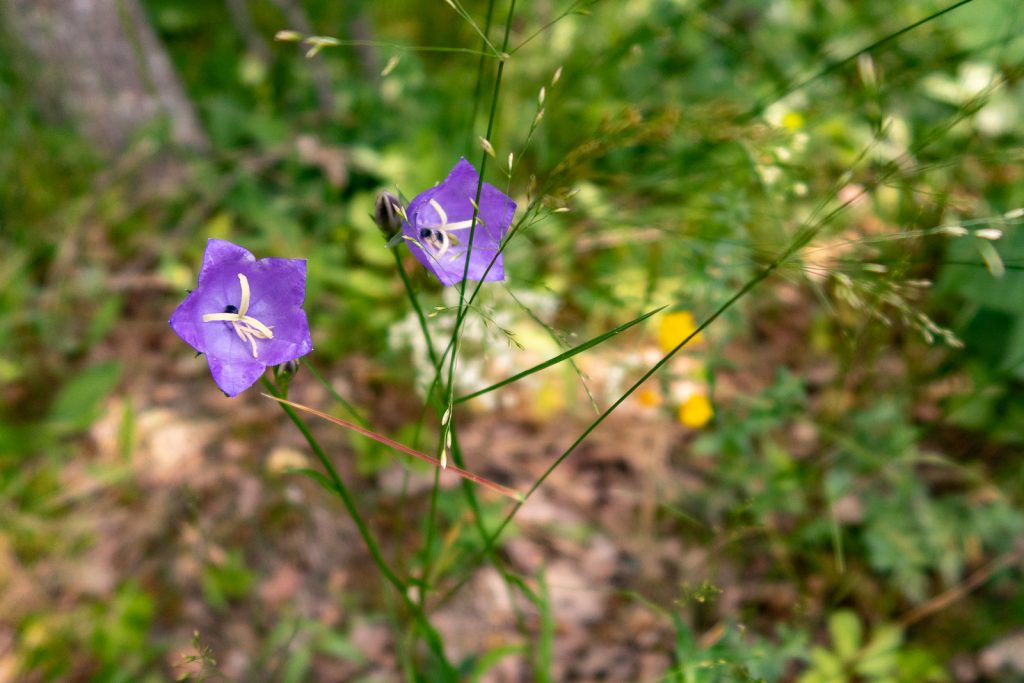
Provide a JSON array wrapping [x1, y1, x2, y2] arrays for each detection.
[[169, 239, 313, 397], [168, 289, 204, 350], [198, 239, 255, 284], [253, 308, 313, 366], [207, 355, 268, 397], [246, 257, 308, 311], [402, 158, 516, 286]]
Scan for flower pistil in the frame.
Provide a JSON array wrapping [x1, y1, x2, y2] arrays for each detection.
[[201, 273, 274, 358], [416, 198, 480, 260]]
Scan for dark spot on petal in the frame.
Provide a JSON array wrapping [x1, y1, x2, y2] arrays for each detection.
[[419, 228, 432, 239], [224, 304, 238, 314]]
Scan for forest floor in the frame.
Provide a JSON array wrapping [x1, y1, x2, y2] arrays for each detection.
[[4, 283, 1021, 683]]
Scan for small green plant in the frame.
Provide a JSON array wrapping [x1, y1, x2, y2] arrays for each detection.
[[669, 617, 806, 683], [798, 611, 946, 683], [178, 630, 223, 682], [201, 549, 257, 609]]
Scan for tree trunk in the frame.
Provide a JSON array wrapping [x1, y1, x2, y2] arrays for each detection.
[[4, 0, 207, 155]]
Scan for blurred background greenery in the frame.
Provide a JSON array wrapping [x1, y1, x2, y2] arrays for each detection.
[[1, 0, 1023, 680]]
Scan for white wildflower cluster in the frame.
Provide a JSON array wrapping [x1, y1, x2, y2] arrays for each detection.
[[387, 288, 563, 411], [920, 62, 1016, 137]]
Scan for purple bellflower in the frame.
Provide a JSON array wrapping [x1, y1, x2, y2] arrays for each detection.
[[402, 158, 516, 286], [169, 239, 313, 397]]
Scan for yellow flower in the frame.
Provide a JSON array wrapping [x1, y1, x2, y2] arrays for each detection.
[[782, 111, 804, 131], [636, 387, 663, 408], [678, 394, 713, 428], [658, 311, 702, 353]]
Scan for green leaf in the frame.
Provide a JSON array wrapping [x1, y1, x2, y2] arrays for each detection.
[[285, 467, 338, 495], [896, 648, 949, 683], [316, 631, 365, 662], [281, 644, 312, 683], [828, 611, 863, 662], [535, 565, 554, 683], [48, 361, 122, 433], [468, 644, 527, 683], [857, 625, 903, 678], [805, 647, 845, 681]]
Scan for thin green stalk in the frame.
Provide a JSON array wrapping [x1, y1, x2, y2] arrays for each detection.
[[755, 0, 979, 116], [443, 0, 503, 57], [303, 359, 369, 428], [392, 251, 491, 607], [392, 249, 446, 609], [434, 261, 779, 606], [378, 253, 425, 566], [455, 304, 665, 403], [468, 0, 498, 149], [418, 189, 556, 409], [510, 0, 590, 54], [394, 250, 441, 370], [303, 37, 496, 58], [261, 376, 455, 675], [440, 0, 517, 467], [419, 468, 442, 607], [417, 0, 521, 607], [435, 85, 982, 605], [526, 266, 772, 503]]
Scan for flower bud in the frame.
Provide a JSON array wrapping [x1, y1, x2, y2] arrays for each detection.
[[374, 191, 404, 236]]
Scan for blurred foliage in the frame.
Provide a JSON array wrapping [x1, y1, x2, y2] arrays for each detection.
[[2, 0, 1024, 680], [798, 611, 946, 683]]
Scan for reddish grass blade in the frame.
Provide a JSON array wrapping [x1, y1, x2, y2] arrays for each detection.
[[262, 394, 524, 501]]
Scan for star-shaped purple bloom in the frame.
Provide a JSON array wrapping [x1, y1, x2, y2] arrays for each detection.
[[402, 158, 517, 286], [169, 239, 313, 397]]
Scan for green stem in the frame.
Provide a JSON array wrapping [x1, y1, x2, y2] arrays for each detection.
[[435, 260, 781, 605], [392, 250, 445, 609], [468, 0, 498, 149], [440, 0, 517, 465], [755, 0, 979, 116], [419, 0, 519, 607], [303, 359, 370, 428], [393, 250, 441, 371], [261, 376, 454, 674], [455, 305, 665, 404], [388, 277, 503, 613]]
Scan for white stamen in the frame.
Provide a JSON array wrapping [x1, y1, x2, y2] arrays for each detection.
[[429, 198, 449, 227], [443, 219, 476, 231], [237, 272, 251, 316], [417, 199, 482, 262], [201, 272, 274, 359]]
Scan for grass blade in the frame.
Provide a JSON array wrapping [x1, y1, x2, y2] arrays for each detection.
[[456, 305, 665, 403], [759, 0, 979, 112], [262, 394, 524, 501]]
